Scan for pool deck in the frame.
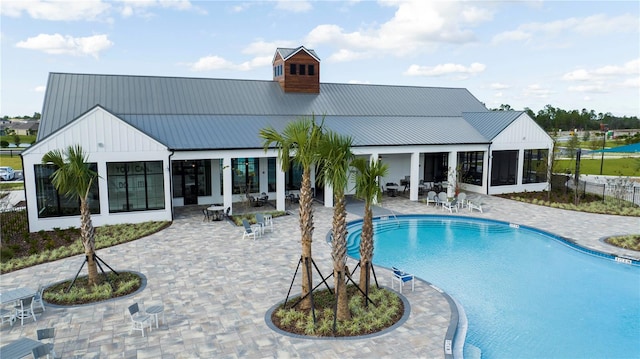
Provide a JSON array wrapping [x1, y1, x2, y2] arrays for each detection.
[[0, 194, 638, 358]]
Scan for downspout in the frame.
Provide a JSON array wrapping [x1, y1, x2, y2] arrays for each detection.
[[168, 150, 175, 220]]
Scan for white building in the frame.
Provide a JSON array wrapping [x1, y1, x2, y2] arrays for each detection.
[[22, 46, 553, 231]]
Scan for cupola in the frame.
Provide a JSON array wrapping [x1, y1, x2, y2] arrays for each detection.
[[272, 46, 320, 93]]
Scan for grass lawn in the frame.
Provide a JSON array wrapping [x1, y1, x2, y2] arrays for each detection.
[[0, 154, 23, 169], [555, 157, 640, 176]]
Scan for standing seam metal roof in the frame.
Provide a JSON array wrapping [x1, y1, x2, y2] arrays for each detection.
[[39, 72, 498, 149]]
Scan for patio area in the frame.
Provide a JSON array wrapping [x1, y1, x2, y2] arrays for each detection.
[[0, 194, 637, 358]]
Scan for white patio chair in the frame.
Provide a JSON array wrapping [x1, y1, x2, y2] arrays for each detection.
[[391, 267, 415, 293], [37, 327, 59, 359], [425, 191, 437, 206], [242, 219, 260, 240], [128, 303, 152, 337], [456, 193, 467, 209], [442, 198, 458, 213], [0, 307, 16, 326], [15, 296, 37, 325], [33, 285, 46, 313]]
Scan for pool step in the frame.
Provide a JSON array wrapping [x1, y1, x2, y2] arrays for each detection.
[[464, 344, 482, 359]]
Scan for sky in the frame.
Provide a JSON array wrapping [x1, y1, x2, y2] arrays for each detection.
[[1, 0, 639, 118]]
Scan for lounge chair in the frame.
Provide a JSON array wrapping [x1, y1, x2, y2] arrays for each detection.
[[457, 193, 467, 209], [391, 267, 415, 293], [442, 198, 458, 213], [242, 219, 260, 240], [436, 192, 447, 207], [128, 303, 152, 337], [425, 191, 437, 206], [468, 200, 483, 213], [36, 327, 58, 359], [255, 213, 266, 235]]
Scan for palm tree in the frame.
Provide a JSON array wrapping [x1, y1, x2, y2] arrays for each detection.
[[41, 145, 100, 285], [316, 130, 354, 321], [260, 116, 325, 310], [352, 157, 388, 295]]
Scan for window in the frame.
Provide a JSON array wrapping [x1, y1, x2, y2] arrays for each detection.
[[290, 63, 297, 75], [268, 158, 276, 192], [522, 149, 548, 184], [491, 150, 518, 186], [299, 64, 306, 75], [232, 158, 260, 194], [308, 64, 315, 76], [34, 163, 100, 218], [457, 151, 484, 185], [286, 160, 303, 190], [107, 161, 165, 212]]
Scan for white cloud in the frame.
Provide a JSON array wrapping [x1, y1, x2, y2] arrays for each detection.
[[188, 54, 271, 72], [275, 0, 312, 13], [16, 33, 113, 58], [621, 77, 640, 88], [523, 84, 552, 98], [305, 0, 492, 62], [492, 14, 639, 45], [1, 0, 111, 21], [490, 83, 510, 90], [567, 84, 608, 93], [35, 85, 46, 92], [117, 0, 201, 17], [404, 62, 486, 77], [562, 59, 640, 83]]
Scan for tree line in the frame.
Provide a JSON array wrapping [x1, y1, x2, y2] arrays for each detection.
[[491, 104, 640, 132]]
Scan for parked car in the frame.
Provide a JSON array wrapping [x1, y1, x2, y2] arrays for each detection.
[[0, 166, 15, 181]]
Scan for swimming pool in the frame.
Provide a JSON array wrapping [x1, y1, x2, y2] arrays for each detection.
[[345, 215, 640, 358]]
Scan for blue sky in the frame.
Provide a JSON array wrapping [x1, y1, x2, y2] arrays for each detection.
[[1, 0, 639, 118]]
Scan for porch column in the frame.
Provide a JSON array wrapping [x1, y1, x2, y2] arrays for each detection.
[[276, 156, 286, 211], [447, 151, 458, 198], [324, 184, 333, 207], [223, 157, 233, 214], [410, 152, 420, 201]]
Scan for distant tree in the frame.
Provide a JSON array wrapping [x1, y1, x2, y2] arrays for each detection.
[[566, 134, 580, 160], [12, 134, 20, 147], [0, 140, 8, 148], [582, 131, 590, 143], [33, 112, 41, 119]]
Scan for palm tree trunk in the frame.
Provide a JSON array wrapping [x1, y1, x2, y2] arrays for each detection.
[[359, 204, 374, 294], [299, 168, 314, 310], [80, 199, 99, 286], [331, 195, 350, 320]]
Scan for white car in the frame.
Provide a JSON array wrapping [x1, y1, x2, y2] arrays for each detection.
[[0, 166, 15, 181]]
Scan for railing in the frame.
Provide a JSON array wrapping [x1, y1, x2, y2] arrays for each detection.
[[565, 175, 640, 206]]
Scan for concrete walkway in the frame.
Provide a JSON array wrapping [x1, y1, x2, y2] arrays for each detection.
[[0, 194, 638, 358]]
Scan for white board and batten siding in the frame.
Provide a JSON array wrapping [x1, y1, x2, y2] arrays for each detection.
[[489, 113, 553, 195], [22, 107, 173, 232]]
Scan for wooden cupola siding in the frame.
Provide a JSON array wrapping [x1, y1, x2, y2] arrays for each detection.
[[273, 51, 320, 93]]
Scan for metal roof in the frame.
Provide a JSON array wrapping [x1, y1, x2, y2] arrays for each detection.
[[463, 111, 523, 140], [275, 46, 320, 61], [121, 114, 488, 150], [39, 72, 494, 149]]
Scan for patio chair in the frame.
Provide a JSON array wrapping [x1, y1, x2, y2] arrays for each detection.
[[242, 219, 260, 240], [128, 303, 152, 337], [15, 296, 37, 325], [0, 307, 16, 326], [457, 193, 467, 209], [436, 192, 447, 207], [442, 198, 458, 213], [33, 285, 46, 313], [263, 213, 274, 233], [32, 343, 53, 359], [468, 200, 483, 213], [425, 191, 437, 206], [391, 267, 415, 293], [37, 327, 58, 359], [255, 213, 266, 235]]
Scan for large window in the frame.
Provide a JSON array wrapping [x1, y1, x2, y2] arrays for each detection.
[[457, 151, 484, 185], [34, 163, 100, 218], [523, 149, 548, 184], [232, 158, 260, 194], [268, 158, 276, 192], [107, 161, 165, 212], [491, 150, 518, 186]]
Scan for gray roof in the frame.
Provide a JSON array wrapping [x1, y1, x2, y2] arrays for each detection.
[[39, 72, 495, 149], [463, 111, 523, 140], [275, 46, 320, 61]]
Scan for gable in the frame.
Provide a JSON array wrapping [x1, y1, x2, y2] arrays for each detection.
[[24, 106, 168, 156], [492, 113, 552, 148]]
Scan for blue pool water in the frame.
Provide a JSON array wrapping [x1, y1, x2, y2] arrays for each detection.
[[345, 215, 640, 359]]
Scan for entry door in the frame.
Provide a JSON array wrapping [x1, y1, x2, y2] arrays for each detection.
[[183, 161, 198, 205]]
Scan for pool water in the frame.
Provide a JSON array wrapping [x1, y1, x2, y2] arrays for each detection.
[[345, 215, 640, 358]]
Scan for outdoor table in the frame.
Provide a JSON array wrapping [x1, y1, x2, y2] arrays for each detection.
[[0, 287, 37, 305], [206, 205, 225, 221], [386, 186, 399, 197], [145, 304, 165, 328], [0, 337, 42, 359]]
